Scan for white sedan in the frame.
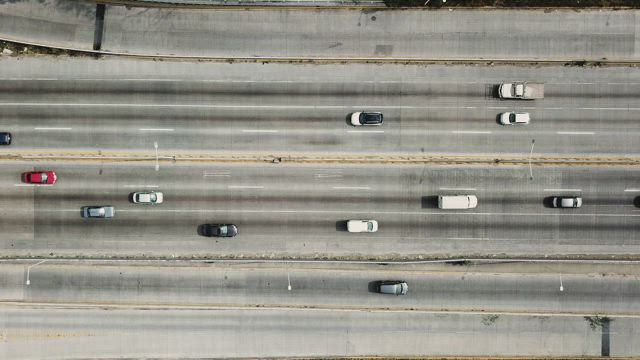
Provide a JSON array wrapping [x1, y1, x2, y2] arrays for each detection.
[[499, 112, 530, 125], [347, 220, 378, 233], [132, 191, 164, 204]]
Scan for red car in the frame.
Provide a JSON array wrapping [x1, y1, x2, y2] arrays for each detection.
[[22, 171, 57, 185]]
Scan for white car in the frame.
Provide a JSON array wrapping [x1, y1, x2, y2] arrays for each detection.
[[132, 191, 164, 204], [350, 112, 383, 126], [347, 220, 378, 233], [499, 112, 530, 125]]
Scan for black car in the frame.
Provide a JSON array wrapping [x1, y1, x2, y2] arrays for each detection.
[[350, 112, 383, 126], [0, 132, 11, 145], [201, 224, 238, 237]]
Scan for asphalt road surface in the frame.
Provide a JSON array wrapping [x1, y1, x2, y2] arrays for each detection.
[[0, 162, 638, 258], [3, 262, 640, 315], [2, 306, 637, 358], [2, 261, 639, 358], [1, 59, 639, 258], [1, 58, 640, 157], [1, 0, 640, 60]]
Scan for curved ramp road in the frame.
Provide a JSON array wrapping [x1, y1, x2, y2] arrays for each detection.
[[0, 0, 639, 61]]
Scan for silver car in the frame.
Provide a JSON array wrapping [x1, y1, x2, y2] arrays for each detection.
[[81, 206, 115, 218], [377, 281, 408, 295], [552, 196, 582, 208]]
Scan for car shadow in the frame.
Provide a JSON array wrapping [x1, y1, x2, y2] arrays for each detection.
[[345, 113, 354, 126], [197, 225, 208, 236], [368, 281, 380, 293], [491, 84, 501, 99], [495, 113, 504, 125], [335, 220, 348, 231], [543, 196, 556, 208], [127, 192, 135, 203], [421, 196, 438, 209], [634, 196, 640, 208]]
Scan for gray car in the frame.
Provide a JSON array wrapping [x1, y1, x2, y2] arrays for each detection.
[[376, 280, 408, 295], [81, 206, 115, 218], [552, 196, 582, 208]]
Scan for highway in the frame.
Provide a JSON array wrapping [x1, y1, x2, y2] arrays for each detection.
[[1, 58, 640, 157], [1, 261, 639, 358], [3, 262, 640, 315], [0, 58, 638, 259], [0, 22, 639, 359], [1, 163, 638, 258], [1, 0, 640, 61], [3, 306, 638, 358]]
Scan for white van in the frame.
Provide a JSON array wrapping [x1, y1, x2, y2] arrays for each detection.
[[438, 195, 478, 209]]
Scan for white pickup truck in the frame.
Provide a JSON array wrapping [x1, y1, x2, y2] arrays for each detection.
[[499, 82, 544, 100]]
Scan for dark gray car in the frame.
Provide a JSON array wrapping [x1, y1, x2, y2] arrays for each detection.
[[201, 224, 238, 237], [81, 206, 115, 218], [376, 280, 408, 295]]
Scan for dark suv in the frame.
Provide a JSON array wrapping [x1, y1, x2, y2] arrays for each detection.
[[0, 132, 11, 145]]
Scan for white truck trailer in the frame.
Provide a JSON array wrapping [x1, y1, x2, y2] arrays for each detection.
[[499, 82, 544, 100]]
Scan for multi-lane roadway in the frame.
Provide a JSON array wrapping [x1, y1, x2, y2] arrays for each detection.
[[1, 261, 639, 358], [0, 58, 638, 258], [1, 51, 639, 358]]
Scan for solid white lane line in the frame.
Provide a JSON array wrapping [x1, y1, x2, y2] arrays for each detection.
[[33, 127, 72, 131], [139, 128, 174, 131], [241, 129, 279, 133], [227, 185, 264, 189], [122, 185, 159, 188], [6, 103, 640, 111], [624, 189, 640, 192], [7, 103, 640, 112], [543, 189, 582, 192], [452, 131, 492, 134], [332, 186, 371, 190], [439, 187, 477, 191], [70, 209, 639, 218], [346, 130, 385, 133], [556, 131, 595, 135], [204, 174, 231, 177]]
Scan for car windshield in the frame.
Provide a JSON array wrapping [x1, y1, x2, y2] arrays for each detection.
[[148, 193, 157, 201], [219, 226, 228, 235], [90, 208, 104, 216], [367, 222, 373, 231], [40, 173, 48, 182], [363, 113, 381, 123], [509, 113, 516, 123]]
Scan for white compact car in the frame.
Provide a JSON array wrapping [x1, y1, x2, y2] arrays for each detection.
[[347, 220, 378, 233], [350, 112, 383, 126], [499, 112, 530, 125], [132, 191, 164, 204]]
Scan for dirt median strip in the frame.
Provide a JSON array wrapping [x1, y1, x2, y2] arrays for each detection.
[[2, 300, 639, 317], [1, 150, 639, 167]]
